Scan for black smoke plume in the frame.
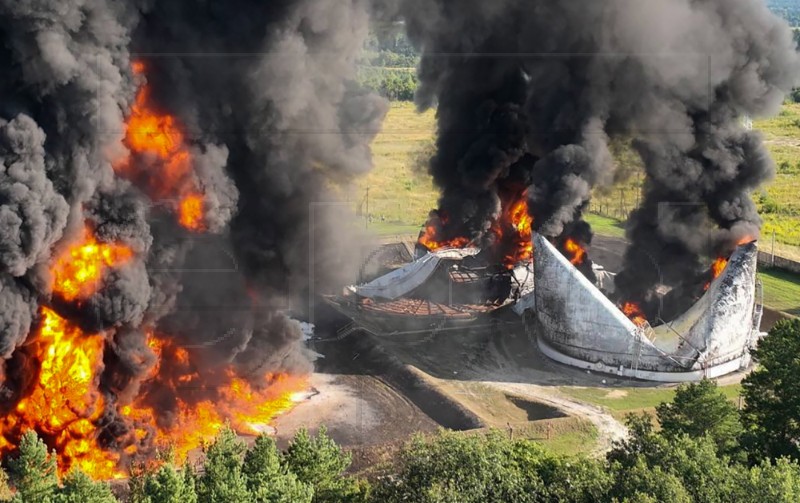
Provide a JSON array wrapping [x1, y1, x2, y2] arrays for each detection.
[[0, 0, 386, 467], [395, 0, 797, 313]]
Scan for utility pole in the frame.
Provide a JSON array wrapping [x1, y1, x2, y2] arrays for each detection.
[[771, 229, 776, 267], [365, 186, 370, 229]]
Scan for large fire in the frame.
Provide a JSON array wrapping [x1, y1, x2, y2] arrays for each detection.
[[0, 307, 305, 479], [0, 308, 118, 478], [51, 226, 134, 302], [115, 62, 206, 232], [417, 219, 471, 252], [418, 190, 534, 268], [121, 336, 306, 465], [0, 58, 309, 482], [501, 194, 534, 266]]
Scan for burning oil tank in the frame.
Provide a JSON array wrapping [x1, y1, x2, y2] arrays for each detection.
[[530, 233, 762, 381], [326, 247, 534, 334]]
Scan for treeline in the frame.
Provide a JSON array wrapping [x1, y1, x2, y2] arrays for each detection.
[[2, 319, 800, 502], [357, 67, 417, 102], [357, 29, 419, 101]]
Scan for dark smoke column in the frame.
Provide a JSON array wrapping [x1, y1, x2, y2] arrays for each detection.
[[129, 0, 389, 377], [0, 0, 388, 468], [394, 0, 798, 314]]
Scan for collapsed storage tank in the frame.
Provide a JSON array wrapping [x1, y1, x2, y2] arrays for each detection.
[[530, 233, 762, 381]]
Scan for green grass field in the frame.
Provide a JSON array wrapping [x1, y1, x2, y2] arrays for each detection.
[[356, 102, 438, 227], [584, 214, 627, 239], [558, 384, 744, 423], [558, 384, 741, 412], [514, 417, 599, 456], [759, 268, 800, 316]]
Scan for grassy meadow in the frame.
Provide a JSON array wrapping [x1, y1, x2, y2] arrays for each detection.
[[558, 384, 743, 424], [355, 102, 438, 228]]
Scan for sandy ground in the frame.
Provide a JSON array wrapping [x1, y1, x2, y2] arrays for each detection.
[[272, 371, 439, 450]]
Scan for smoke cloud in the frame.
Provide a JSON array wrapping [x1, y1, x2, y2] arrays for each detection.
[[396, 0, 798, 308], [0, 0, 387, 465]]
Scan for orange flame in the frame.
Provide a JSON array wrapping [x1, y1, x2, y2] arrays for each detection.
[[620, 301, 648, 327], [417, 224, 471, 252], [0, 308, 122, 479], [51, 226, 133, 302], [120, 336, 306, 465], [704, 256, 729, 291], [710, 257, 728, 280], [0, 60, 309, 480], [503, 194, 533, 267], [117, 61, 206, 232], [563, 238, 586, 266], [0, 317, 307, 479], [417, 190, 534, 268]]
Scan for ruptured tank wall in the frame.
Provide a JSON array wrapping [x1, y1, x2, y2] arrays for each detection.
[[532, 234, 759, 381], [651, 241, 760, 368]]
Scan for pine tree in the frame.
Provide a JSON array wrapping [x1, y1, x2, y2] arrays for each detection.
[[142, 463, 197, 503], [196, 426, 249, 502], [126, 462, 149, 503], [54, 469, 116, 503], [181, 464, 198, 503], [6, 430, 58, 503], [656, 378, 743, 456], [283, 427, 360, 503], [243, 435, 312, 503]]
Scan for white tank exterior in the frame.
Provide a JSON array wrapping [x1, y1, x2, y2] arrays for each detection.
[[532, 233, 760, 381]]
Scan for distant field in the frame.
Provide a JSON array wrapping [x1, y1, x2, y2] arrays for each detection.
[[753, 102, 800, 254], [559, 384, 743, 422], [356, 102, 438, 227], [584, 213, 626, 239]]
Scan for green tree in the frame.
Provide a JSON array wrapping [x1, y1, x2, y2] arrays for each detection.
[[54, 469, 115, 503], [243, 435, 312, 503], [126, 462, 149, 503], [141, 463, 197, 503], [610, 458, 691, 503], [515, 444, 611, 503], [283, 427, 362, 503], [196, 426, 249, 503], [742, 319, 800, 461], [608, 414, 743, 503], [656, 378, 743, 456], [6, 430, 58, 503], [181, 464, 198, 503], [734, 458, 800, 502], [369, 429, 612, 503], [0, 467, 12, 502]]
